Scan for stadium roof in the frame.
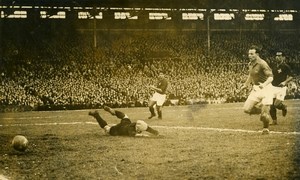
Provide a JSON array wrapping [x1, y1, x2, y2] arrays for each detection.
[[1, 0, 300, 10]]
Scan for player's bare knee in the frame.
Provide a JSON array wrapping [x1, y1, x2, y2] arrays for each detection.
[[148, 101, 155, 108]]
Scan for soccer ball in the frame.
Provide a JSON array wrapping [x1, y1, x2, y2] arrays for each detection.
[[12, 135, 28, 152]]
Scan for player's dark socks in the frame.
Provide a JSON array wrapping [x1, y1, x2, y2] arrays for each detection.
[[89, 111, 108, 128], [148, 107, 156, 119], [146, 126, 159, 136], [269, 105, 277, 121], [157, 110, 162, 119], [149, 106, 155, 115]]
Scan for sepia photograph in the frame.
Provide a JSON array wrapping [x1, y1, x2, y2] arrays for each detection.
[[0, 0, 300, 179]]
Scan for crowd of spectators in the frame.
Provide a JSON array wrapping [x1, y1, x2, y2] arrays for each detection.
[[1, 31, 300, 112]]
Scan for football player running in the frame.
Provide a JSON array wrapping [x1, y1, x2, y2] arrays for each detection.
[[269, 51, 294, 125], [241, 45, 274, 134]]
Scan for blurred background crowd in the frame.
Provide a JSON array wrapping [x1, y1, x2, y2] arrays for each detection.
[[1, 31, 300, 112]]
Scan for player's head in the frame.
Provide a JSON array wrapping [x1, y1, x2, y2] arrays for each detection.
[[248, 45, 261, 61], [275, 51, 285, 64]]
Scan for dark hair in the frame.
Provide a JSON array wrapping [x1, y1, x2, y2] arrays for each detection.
[[249, 45, 262, 54]]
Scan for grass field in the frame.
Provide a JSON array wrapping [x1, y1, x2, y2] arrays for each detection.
[[0, 100, 300, 180]]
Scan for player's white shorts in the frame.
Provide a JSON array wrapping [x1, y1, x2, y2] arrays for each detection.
[[273, 86, 287, 101], [247, 84, 273, 105], [150, 92, 167, 106]]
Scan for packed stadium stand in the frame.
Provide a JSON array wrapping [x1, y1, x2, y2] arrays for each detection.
[[1, 0, 300, 112]]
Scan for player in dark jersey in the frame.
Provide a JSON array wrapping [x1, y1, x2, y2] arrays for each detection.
[[241, 45, 274, 134], [88, 106, 159, 136], [269, 51, 293, 125], [148, 71, 168, 119]]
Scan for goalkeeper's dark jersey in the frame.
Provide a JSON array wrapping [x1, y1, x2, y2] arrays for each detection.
[[109, 118, 137, 136], [272, 63, 292, 87]]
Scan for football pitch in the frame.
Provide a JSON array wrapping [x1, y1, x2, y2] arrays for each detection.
[[0, 100, 300, 179]]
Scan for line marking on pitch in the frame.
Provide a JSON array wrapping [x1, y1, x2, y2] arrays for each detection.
[[1, 105, 299, 120], [1, 121, 299, 135], [155, 125, 300, 135], [1, 116, 64, 120]]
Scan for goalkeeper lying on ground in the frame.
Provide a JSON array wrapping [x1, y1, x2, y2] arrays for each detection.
[[89, 106, 159, 136]]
